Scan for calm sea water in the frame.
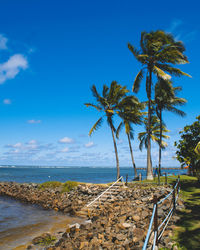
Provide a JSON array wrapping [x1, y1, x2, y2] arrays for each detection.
[[0, 196, 82, 249], [0, 166, 187, 249], [0, 166, 187, 184]]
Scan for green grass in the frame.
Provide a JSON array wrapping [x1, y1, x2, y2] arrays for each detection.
[[38, 180, 78, 192], [39, 181, 62, 189], [128, 175, 200, 249], [171, 175, 200, 250], [128, 175, 179, 188], [62, 181, 78, 192], [38, 235, 56, 246]]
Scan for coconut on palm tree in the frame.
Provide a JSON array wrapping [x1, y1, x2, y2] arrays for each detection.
[[85, 81, 135, 180], [155, 79, 186, 180], [128, 30, 190, 179], [116, 99, 145, 177]]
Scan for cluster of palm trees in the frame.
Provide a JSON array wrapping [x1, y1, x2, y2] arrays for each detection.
[[85, 30, 190, 180]]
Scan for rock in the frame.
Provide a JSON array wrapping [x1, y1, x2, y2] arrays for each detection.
[[79, 241, 89, 249], [133, 228, 145, 241], [69, 223, 80, 229], [132, 215, 140, 222], [32, 233, 51, 245], [122, 222, 132, 228], [0, 182, 179, 250]]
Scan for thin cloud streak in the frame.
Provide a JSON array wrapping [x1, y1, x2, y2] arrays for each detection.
[[27, 120, 41, 124], [0, 34, 8, 50], [3, 99, 11, 104]]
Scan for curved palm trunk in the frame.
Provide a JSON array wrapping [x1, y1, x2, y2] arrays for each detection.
[[146, 69, 153, 180], [111, 127, 120, 180], [127, 133, 137, 177], [158, 109, 162, 179]]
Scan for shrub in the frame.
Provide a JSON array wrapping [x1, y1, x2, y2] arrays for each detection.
[[39, 181, 62, 189], [62, 181, 78, 192], [39, 235, 56, 246]]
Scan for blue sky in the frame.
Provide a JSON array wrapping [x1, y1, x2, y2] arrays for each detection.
[[0, 0, 199, 167]]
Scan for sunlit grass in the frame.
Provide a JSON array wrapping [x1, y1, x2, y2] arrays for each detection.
[[172, 176, 200, 249]]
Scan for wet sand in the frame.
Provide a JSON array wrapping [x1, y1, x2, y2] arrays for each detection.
[[0, 197, 84, 250]]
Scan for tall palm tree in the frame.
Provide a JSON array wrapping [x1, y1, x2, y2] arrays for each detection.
[[85, 81, 135, 179], [128, 30, 190, 179], [155, 79, 186, 178], [138, 115, 170, 170], [116, 100, 145, 177]]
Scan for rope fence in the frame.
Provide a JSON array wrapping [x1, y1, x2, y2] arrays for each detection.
[[142, 176, 180, 250]]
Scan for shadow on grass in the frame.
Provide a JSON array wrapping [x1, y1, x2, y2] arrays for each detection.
[[173, 179, 200, 250]]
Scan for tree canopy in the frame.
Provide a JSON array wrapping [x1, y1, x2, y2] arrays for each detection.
[[175, 115, 200, 179]]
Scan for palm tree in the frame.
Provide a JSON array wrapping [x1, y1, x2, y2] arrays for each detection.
[[116, 100, 144, 177], [138, 115, 170, 170], [155, 79, 186, 178], [85, 81, 134, 179], [128, 30, 190, 179]]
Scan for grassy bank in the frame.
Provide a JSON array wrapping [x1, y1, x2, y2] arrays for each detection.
[[172, 175, 200, 250], [129, 175, 200, 249]]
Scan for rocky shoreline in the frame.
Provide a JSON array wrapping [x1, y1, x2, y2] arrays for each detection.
[[0, 182, 184, 249]]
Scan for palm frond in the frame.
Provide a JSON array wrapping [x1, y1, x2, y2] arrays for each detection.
[[91, 85, 100, 99], [133, 69, 144, 93], [129, 126, 134, 140], [138, 132, 147, 151], [84, 103, 102, 111], [116, 122, 123, 139], [106, 115, 116, 133], [155, 63, 191, 78], [103, 84, 109, 98], [140, 31, 148, 54], [153, 66, 171, 80], [128, 43, 140, 58], [166, 106, 186, 117], [89, 117, 103, 136]]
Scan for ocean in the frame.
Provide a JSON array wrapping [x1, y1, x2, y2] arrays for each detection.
[[0, 166, 187, 249], [0, 166, 187, 184]]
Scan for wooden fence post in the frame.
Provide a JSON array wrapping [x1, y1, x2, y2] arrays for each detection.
[[165, 173, 167, 185], [126, 174, 128, 186], [139, 173, 142, 181], [153, 195, 158, 246], [173, 183, 176, 211]]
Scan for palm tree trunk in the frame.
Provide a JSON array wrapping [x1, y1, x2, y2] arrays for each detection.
[[158, 109, 162, 180], [111, 127, 120, 179], [127, 133, 137, 177], [146, 68, 153, 180]]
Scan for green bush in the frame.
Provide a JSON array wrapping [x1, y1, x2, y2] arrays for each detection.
[[62, 181, 78, 192], [39, 235, 56, 246], [39, 181, 62, 189]]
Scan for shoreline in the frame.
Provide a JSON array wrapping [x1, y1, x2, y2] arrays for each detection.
[[0, 180, 184, 249]]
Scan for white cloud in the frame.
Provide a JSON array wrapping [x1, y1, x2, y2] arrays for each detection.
[[5, 142, 23, 148], [28, 140, 37, 144], [27, 120, 41, 124], [13, 149, 20, 154], [117, 139, 124, 145], [61, 147, 69, 153], [58, 137, 74, 144], [3, 99, 11, 104], [85, 141, 94, 148], [0, 54, 28, 84], [0, 34, 8, 50], [13, 142, 22, 148]]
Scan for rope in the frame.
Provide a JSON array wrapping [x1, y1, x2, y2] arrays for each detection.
[[152, 231, 157, 250], [142, 205, 156, 250], [143, 178, 180, 249]]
